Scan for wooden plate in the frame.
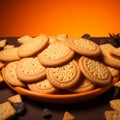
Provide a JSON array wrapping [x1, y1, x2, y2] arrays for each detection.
[[2, 69, 119, 104]]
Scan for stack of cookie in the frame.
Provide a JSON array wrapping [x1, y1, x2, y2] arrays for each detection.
[[0, 34, 120, 94]]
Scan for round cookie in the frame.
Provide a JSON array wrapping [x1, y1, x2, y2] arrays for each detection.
[[37, 40, 75, 67], [2, 61, 26, 87], [64, 37, 101, 57], [69, 75, 95, 93], [100, 44, 120, 68], [16, 57, 46, 82], [79, 56, 112, 86], [27, 78, 58, 94], [0, 47, 20, 62], [46, 60, 81, 89], [18, 34, 48, 57]]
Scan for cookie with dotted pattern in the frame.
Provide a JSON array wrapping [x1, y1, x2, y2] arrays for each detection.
[[37, 40, 75, 67], [46, 60, 81, 89], [79, 56, 112, 86], [64, 37, 101, 57], [16, 57, 46, 82]]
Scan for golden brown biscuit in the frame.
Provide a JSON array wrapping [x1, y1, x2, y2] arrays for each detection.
[[16, 57, 46, 82], [18, 34, 48, 57], [37, 40, 75, 67], [28, 78, 58, 94], [0, 47, 20, 62], [100, 44, 120, 68], [64, 37, 101, 57], [46, 60, 81, 89], [79, 56, 112, 86], [0, 101, 16, 120], [69, 74, 95, 93], [3, 61, 26, 87], [105, 111, 120, 120]]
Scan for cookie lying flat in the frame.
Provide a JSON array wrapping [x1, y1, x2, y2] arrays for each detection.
[[37, 40, 74, 67], [0, 47, 20, 62], [8, 94, 22, 104], [69, 75, 95, 93], [63, 111, 75, 120], [105, 111, 120, 120], [16, 57, 46, 82], [110, 99, 120, 112], [64, 37, 101, 57], [100, 44, 120, 68], [28, 78, 58, 94], [0, 101, 16, 120], [18, 34, 48, 57], [3, 61, 26, 87], [79, 56, 112, 86], [46, 60, 81, 89]]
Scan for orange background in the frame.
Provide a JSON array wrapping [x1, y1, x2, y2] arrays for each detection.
[[0, 0, 120, 37]]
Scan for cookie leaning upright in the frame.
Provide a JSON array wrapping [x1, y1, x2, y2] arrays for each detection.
[[16, 57, 46, 82], [37, 40, 75, 67], [79, 56, 112, 86], [18, 34, 49, 58], [64, 37, 101, 57]]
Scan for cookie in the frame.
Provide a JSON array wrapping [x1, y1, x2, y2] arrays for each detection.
[[28, 78, 58, 94], [105, 111, 120, 120], [16, 57, 46, 82], [3, 61, 26, 87], [114, 81, 120, 88], [69, 74, 95, 93], [100, 44, 120, 68], [18, 34, 48, 57], [110, 99, 120, 112], [46, 60, 81, 89], [17, 35, 32, 44], [64, 37, 101, 57], [0, 47, 20, 62], [63, 111, 75, 120], [0, 39, 7, 48], [8, 94, 22, 104], [0, 101, 16, 120], [106, 66, 119, 77], [37, 40, 75, 67], [79, 56, 112, 86], [3, 45, 15, 50]]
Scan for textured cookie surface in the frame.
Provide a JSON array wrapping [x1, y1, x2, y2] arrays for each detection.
[[64, 37, 101, 57], [3, 61, 26, 87], [69, 75, 95, 93], [37, 41, 75, 66], [16, 57, 46, 82], [28, 78, 58, 94], [18, 34, 48, 57], [105, 111, 120, 120], [0, 101, 16, 120], [79, 56, 112, 86], [46, 60, 81, 89]]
